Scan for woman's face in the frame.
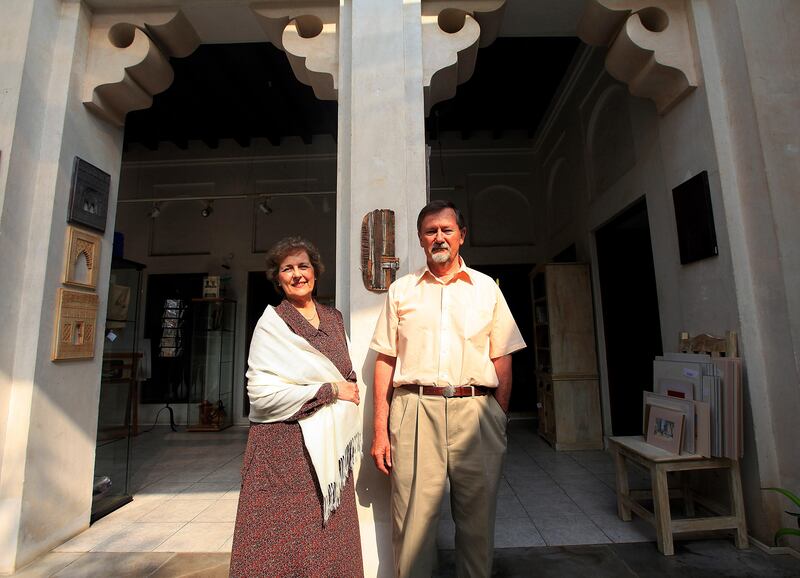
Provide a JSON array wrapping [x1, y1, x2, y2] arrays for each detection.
[[278, 250, 315, 301]]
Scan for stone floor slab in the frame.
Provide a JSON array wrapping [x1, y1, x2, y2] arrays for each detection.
[[138, 500, 217, 523], [149, 553, 231, 577], [53, 518, 134, 553], [192, 499, 239, 523], [11, 553, 83, 577], [51, 553, 174, 577], [91, 523, 184, 552], [154, 522, 234, 553]]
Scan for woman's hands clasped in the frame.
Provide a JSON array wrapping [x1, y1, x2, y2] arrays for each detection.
[[335, 381, 360, 405]]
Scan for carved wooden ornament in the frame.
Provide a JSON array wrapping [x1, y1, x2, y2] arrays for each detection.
[[63, 226, 102, 290], [361, 209, 400, 292], [52, 288, 99, 361]]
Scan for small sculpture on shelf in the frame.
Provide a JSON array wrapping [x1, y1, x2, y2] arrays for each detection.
[[198, 400, 214, 426], [196, 399, 227, 429]]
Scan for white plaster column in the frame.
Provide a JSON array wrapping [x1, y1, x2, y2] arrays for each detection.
[[691, 0, 800, 543], [336, 1, 427, 574], [0, 1, 126, 571]]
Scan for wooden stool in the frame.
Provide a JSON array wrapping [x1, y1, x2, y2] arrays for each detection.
[[609, 436, 748, 555]]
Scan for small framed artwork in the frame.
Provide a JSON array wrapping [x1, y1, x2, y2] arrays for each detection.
[[63, 225, 102, 290], [67, 157, 111, 233], [202, 276, 220, 298], [646, 405, 685, 454], [52, 288, 99, 361]]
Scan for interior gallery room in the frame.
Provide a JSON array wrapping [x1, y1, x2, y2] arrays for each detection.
[[1, 0, 799, 576]]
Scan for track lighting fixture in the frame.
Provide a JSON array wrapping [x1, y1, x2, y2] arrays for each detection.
[[258, 198, 273, 215], [201, 201, 213, 218]]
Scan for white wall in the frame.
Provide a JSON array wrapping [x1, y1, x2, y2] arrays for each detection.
[[428, 132, 539, 266], [0, 1, 128, 571], [523, 30, 800, 543], [691, 0, 800, 543], [531, 48, 738, 346], [116, 138, 338, 426]]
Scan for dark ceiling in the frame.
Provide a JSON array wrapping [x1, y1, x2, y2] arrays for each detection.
[[123, 37, 580, 150]]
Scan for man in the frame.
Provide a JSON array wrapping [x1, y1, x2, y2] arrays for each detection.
[[370, 200, 526, 577]]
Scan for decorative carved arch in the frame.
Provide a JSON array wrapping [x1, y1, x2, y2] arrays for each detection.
[[252, 2, 339, 101], [253, 0, 506, 113], [469, 184, 534, 246], [82, 2, 506, 126], [577, 0, 698, 114], [584, 83, 636, 197], [82, 10, 200, 126], [421, 1, 506, 114], [546, 156, 571, 233]]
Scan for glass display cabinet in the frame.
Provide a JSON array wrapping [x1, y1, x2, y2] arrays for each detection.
[[187, 298, 236, 431], [91, 257, 145, 522]]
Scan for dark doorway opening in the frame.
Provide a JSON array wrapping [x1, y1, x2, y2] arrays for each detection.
[[470, 264, 536, 414], [595, 198, 663, 435], [242, 271, 282, 417]]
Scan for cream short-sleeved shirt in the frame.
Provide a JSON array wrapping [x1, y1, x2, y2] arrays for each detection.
[[369, 259, 526, 387]]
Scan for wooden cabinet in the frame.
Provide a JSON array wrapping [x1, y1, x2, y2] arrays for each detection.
[[531, 263, 603, 450]]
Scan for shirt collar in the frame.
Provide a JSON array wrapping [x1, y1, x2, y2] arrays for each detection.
[[415, 256, 474, 285]]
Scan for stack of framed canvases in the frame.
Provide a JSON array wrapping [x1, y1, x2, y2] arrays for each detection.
[[643, 352, 742, 459]]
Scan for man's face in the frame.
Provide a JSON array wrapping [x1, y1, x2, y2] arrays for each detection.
[[418, 208, 465, 267]]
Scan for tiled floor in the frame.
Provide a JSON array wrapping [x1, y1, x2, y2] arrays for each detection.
[[438, 419, 656, 549], [54, 427, 248, 558], [22, 418, 796, 576], [62, 419, 654, 558]]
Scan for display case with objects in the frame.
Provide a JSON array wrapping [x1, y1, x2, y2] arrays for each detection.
[[187, 298, 236, 431]]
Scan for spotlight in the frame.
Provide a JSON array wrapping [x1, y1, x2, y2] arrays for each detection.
[[201, 201, 213, 218], [258, 198, 273, 215], [147, 203, 161, 219]]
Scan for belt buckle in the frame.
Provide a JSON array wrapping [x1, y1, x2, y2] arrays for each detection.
[[442, 385, 456, 398]]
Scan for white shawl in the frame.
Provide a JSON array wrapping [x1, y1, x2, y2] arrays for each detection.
[[246, 306, 361, 523]]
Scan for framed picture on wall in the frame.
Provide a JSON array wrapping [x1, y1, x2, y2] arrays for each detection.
[[52, 288, 99, 361], [672, 170, 718, 265], [62, 225, 101, 290], [67, 157, 110, 233]]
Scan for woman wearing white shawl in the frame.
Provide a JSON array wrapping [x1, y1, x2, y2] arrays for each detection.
[[230, 238, 364, 577]]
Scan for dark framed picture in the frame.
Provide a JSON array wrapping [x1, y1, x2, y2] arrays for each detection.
[[68, 157, 110, 233], [672, 170, 718, 265]]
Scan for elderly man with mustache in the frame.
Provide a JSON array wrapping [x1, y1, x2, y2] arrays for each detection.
[[370, 200, 526, 577]]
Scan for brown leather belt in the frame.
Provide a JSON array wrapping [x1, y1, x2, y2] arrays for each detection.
[[400, 384, 491, 398]]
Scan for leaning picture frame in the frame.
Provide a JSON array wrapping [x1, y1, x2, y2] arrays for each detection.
[[67, 157, 110, 233], [646, 405, 685, 454], [643, 391, 696, 454]]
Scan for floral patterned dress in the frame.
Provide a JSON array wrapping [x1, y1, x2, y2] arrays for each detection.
[[230, 300, 363, 577]]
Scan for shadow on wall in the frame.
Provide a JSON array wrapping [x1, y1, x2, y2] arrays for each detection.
[[356, 346, 393, 578]]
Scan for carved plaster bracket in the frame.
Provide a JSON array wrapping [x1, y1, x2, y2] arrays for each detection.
[[251, 2, 339, 101], [83, 10, 200, 127], [577, 0, 698, 115], [251, 1, 504, 113], [422, 0, 505, 115]]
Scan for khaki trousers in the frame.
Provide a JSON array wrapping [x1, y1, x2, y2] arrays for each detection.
[[389, 387, 508, 578]]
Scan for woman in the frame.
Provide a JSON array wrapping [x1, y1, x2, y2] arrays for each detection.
[[230, 237, 364, 577]]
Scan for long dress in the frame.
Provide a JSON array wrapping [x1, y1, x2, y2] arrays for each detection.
[[229, 300, 364, 577]]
